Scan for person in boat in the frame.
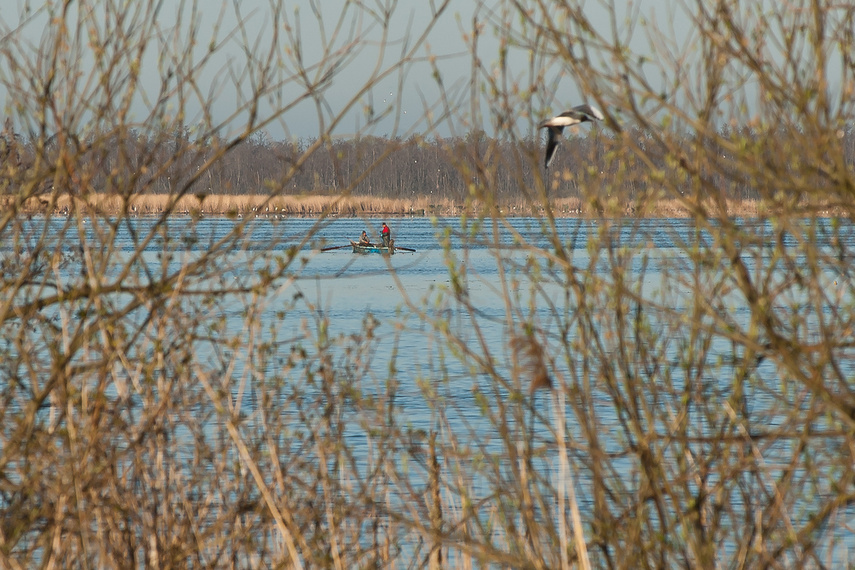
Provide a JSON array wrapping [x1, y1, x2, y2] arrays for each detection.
[[381, 222, 391, 247], [358, 230, 371, 246]]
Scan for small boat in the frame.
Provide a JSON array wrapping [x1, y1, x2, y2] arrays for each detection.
[[350, 239, 397, 255], [320, 241, 415, 254]]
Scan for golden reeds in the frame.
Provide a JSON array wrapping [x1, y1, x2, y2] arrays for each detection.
[[7, 193, 468, 217], [4, 192, 783, 219]]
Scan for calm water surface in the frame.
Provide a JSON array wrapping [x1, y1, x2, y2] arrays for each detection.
[[7, 214, 855, 562]]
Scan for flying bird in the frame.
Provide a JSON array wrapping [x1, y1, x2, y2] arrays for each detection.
[[538, 104, 604, 168]]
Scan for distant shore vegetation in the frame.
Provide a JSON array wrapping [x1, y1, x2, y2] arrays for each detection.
[[3, 125, 850, 219]]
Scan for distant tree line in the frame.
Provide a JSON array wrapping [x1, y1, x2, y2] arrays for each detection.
[[3, 119, 854, 205]]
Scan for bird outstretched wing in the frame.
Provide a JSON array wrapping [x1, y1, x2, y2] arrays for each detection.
[[543, 126, 562, 168]]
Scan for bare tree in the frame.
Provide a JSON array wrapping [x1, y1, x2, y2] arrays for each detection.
[[2, 0, 855, 567], [400, 0, 855, 567], [0, 0, 453, 566]]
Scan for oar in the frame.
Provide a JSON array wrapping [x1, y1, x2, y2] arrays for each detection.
[[394, 246, 416, 252], [320, 244, 350, 252]]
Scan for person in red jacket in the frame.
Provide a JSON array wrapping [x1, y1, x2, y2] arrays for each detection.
[[381, 222, 391, 247]]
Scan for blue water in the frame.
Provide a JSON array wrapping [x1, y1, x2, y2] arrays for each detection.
[[2, 214, 854, 565]]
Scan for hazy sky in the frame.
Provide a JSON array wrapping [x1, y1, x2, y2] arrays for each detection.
[[192, 0, 689, 140], [1, 0, 734, 141]]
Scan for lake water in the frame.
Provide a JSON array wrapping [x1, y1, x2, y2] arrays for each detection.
[[4, 214, 854, 565]]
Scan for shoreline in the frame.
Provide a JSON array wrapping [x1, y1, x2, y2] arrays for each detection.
[[4, 192, 835, 219]]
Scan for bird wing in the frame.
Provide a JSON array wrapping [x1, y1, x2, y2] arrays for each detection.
[[544, 126, 562, 168], [570, 104, 604, 121]]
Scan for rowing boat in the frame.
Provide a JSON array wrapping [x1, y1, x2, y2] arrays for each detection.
[[350, 240, 396, 254], [321, 241, 415, 254]]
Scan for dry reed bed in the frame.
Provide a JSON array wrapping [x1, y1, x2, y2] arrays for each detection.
[[6, 193, 831, 219], [12, 193, 467, 217]]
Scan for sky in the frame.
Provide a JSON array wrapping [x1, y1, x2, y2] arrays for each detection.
[[3, 0, 651, 141], [6, 0, 843, 142], [186, 0, 682, 140], [1, 0, 488, 140]]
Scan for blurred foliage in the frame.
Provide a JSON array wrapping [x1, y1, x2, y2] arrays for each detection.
[[0, 0, 854, 568]]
